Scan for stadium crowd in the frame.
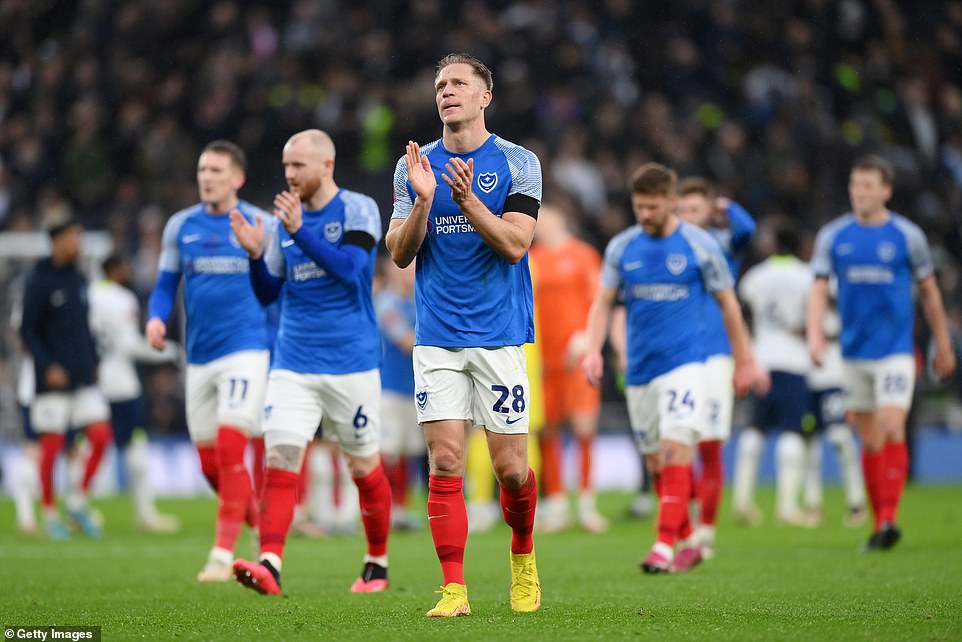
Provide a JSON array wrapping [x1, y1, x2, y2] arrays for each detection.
[[2, 0, 962, 438]]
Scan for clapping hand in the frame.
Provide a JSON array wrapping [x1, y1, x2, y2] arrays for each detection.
[[274, 189, 303, 234], [442, 157, 474, 205], [405, 141, 437, 201], [230, 209, 265, 259]]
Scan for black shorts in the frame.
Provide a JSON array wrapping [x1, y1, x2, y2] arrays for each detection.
[[752, 371, 810, 433], [809, 387, 847, 433], [110, 398, 146, 449]]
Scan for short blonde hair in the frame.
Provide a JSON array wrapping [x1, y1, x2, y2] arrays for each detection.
[[436, 53, 493, 91]]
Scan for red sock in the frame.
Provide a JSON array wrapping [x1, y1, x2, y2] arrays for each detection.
[[539, 432, 563, 497], [862, 449, 884, 530], [197, 445, 219, 491], [679, 464, 695, 541], [698, 440, 723, 526], [679, 509, 693, 542], [656, 465, 691, 549], [881, 441, 908, 524], [214, 426, 253, 552], [427, 475, 468, 585], [500, 468, 538, 555], [355, 463, 392, 557], [39, 433, 66, 508], [259, 467, 300, 559], [81, 422, 113, 492], [578, 436, 592, 491], [251, 437, 265, 499], [385, 459, 409, 508]]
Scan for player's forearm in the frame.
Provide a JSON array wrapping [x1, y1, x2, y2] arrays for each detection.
[[124, 327, 177, 363], [608, 308, 626, 359], [807, 279, 828, 343], [720, 294, 754, 366], [386, 199, 430, 267], [248, 257, 283, 306], [459, 196, 531, 264], [920, 279, 953, 353], [147, 270, 180, 322], [585, 297, 613, 356], [291, 227, 368, 285]]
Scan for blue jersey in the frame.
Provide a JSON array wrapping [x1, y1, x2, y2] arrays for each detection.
[[602, 221, 733, 385], [703, 202, 756, 357], [157, 201, 271, 364], [391, 134, 542, 348], [708, 202, 756, 278], [810, 212, 932, 360], [265, 298, 282, 362], [265, 189, 382, 375], [375, 289, 416, 395]]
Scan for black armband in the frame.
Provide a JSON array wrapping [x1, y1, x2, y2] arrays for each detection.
[[343, 231, 377, 252], [504, 193, 540, 219]]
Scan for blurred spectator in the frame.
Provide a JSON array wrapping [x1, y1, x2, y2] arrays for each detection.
[[1, 0, 961, 430]]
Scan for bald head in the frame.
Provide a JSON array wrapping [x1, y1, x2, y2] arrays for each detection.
[[282, 129, 338, 204], [285, 129, 336, 161]]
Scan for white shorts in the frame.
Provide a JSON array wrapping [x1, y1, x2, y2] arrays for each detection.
[[625, 362, 707, 455], [413, 345, 530, 435], [842, 354, 915, 412], [186, 350, 269, 442], [700, 354, 734, 443], [263, 368, 381, 458], [31, 386, 109, 433], [381, 391, 424, 457]]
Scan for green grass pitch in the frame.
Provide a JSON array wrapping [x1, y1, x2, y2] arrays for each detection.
[[2, 486, 961, 641]]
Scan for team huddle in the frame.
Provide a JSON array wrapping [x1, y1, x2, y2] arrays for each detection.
[[15, 54, 956, 617]]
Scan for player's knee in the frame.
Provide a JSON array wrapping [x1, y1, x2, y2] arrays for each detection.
[[428, 447, 463, 476], [493, 462, 528, 492], [266, 445, 304, 472], [570, 414, 598, 438], [86, 423, 113, 448], [124, 438, 148, 470], [775, 432, 805, 462], [427, 433, 464, 476], [877, 411, 906, 442], [346, 453, 379, 478], [737, 428, 763, 456], [825, 424, 852, 448], [855, 419, 888, 452], [644, 453, 662, 476], [660, 441, 692, 468]]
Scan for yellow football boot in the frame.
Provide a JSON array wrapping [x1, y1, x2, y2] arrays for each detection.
[[425, 582, 471, 617], [509, 550, 541, 612]]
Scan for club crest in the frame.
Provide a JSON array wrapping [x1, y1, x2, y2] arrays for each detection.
[[666, 254, 687, 275], [477, 172, 498, 193], [416, 390, 428, 410], [324, 222, 343, 243], [877, 241, 896, 262]]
